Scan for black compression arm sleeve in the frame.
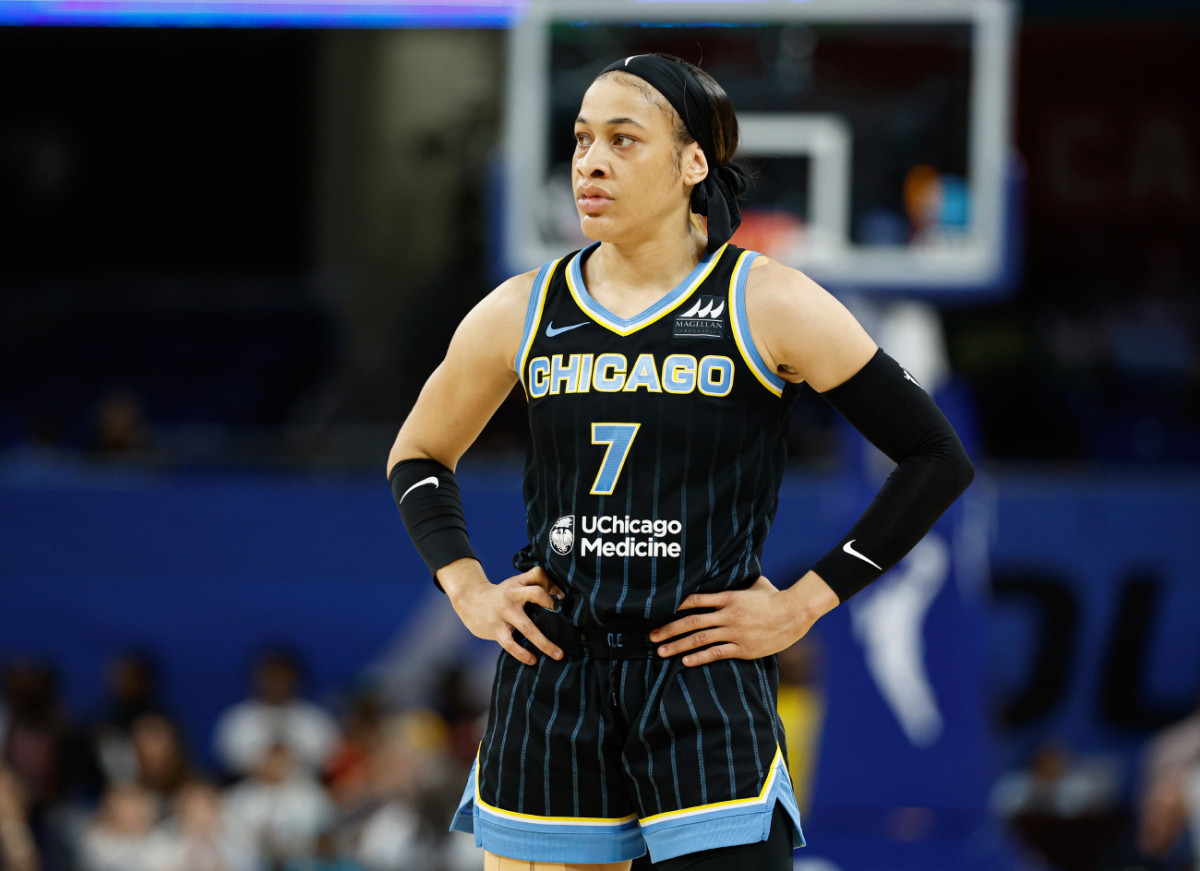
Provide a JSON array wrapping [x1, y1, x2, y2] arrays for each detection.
[[389, 457, 478, 590], [811, 349, 975, 601]]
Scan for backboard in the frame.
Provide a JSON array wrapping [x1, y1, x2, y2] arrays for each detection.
[[503, 0, 1016, 294]]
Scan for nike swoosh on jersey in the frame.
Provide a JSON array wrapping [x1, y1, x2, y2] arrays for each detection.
[[399, 476, 439, 504], [843, 539, 883, 571], [545, 321, 588, 338]]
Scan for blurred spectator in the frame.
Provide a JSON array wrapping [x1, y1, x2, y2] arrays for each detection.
[[428, 667, 482, 771], [1186, 766, 1200, 868], [213, 650, 339, 779], [91, 389, 151, 462], [0, 766, 39, 871], [79, 783, 172, 871], [349, 715, 429, 871], [94, 652, 165, 787], [352, 710, 479, 871], [323, 692, 385, 809], [992, 739, 1122, 871], [1142, 698, 1200, 799], [158, 780, 254, 871], [2, 662, 67, 810], [1, 661, 99, 811], [992, 739, 1120, 819], [223, 743, 332, 871], [1116, 699, 1200, 870], [1098, 772, 1193, 871], [130, 715, 196, 816], [1137, 774, 1191, 866]]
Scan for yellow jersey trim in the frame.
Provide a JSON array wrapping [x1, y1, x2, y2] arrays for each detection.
[[566, 244, 728, 337]]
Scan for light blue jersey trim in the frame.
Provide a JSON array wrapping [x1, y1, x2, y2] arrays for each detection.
[[728, 250, 788, 396], [567, 242, 728, 336], [514, 259, 559, 389]]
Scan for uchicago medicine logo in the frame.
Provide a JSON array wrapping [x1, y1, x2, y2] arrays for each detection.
[[550, 515, 575, 555], [550, 514, 683, 559]]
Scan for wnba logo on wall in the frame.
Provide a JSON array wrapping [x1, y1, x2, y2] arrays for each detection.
[[550, 515, 575, 555], [674, 296, 725, 339]]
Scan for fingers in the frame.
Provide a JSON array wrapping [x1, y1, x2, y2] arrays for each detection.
[[520, 565, 564, 600], [676, 591, 730, 610], [507, 587, 563, 663], [508, 616, 563, 664], [525, 585, 559, 612], [649, 610, 721, 646], [648, 593, 739, 660], [455, 568, 567, 666], [476, 570, 566, 666], [654, 625, 724, 660], [680, 643, 740, 667], [496, 627, 539, 667], [654, 623, 743, 665], [651, 586, 769, 662]]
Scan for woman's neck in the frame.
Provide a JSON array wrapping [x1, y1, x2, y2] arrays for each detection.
[[585, 225, 709, 314]]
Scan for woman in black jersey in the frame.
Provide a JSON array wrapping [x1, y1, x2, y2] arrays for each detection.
[[387, 54, 974, 871]]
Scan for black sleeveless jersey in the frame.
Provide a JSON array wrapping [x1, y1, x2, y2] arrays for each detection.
[[511, 242, 802, 628]]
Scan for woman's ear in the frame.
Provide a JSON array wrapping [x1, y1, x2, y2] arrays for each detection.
[[682, 142, 709, 187]]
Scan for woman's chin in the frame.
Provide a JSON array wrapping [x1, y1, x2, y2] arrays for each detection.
[[578, 216, 614, 243], [579, 214, 645, 246]]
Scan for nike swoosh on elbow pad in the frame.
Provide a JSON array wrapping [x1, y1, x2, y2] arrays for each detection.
[[399, 476, 439, 504]]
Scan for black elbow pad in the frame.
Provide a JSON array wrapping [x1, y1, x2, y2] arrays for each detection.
[[812, 349, 974, 601]]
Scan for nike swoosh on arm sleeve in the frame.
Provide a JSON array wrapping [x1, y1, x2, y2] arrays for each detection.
[[811, 349, 975, 601]]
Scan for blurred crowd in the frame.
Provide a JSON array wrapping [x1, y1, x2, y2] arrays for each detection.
[[991, 699, 1200, 871], [0, 651, 484, 871]]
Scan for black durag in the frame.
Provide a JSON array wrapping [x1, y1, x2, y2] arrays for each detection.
[[599, 54, 749, 254]]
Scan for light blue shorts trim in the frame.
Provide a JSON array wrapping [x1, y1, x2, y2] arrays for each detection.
[[450, 759, 642, 862], [638, 753, 805, 862], [449, 753, 805, 864]]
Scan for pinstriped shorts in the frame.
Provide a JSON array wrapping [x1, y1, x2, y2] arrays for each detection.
[[449, 644, 805, 864]]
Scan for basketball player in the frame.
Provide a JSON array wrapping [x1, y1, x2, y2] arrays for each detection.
[[387, 54, 974, 871]]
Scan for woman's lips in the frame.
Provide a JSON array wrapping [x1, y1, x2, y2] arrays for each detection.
[[577, 195, 612, 212]]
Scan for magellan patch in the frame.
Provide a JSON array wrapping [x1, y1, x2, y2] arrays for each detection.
[[550, 515, 575, 555], [674, 295, 725, 339]]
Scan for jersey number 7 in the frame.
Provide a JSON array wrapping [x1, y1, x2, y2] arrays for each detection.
[[590, 423, 641, 496]]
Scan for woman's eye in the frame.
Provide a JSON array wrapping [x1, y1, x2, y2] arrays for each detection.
[[575, 133, 590, 146], [615, 134, 634, 146]]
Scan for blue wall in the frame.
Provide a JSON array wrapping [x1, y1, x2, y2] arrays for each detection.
[[987, 475, 1200, 774]]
